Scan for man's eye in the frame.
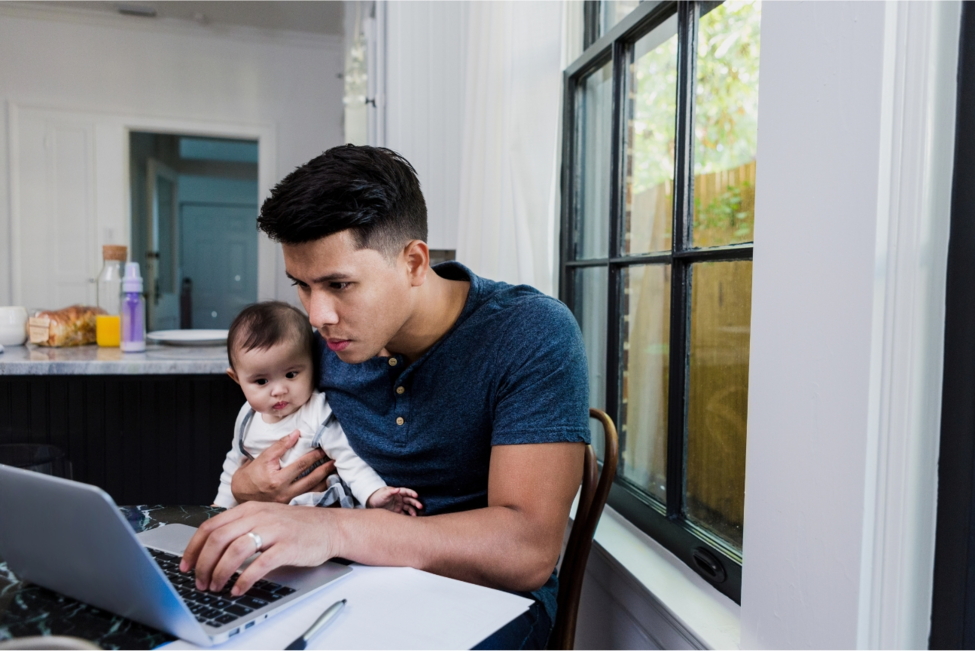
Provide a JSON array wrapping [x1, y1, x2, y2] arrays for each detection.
[[330, 282, 350, 291], [291, 280, 309, 291], [255, 379, 268, 386], [286, 371, 298, 379]]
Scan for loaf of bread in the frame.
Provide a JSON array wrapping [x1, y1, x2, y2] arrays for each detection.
[[28, 305, 106, 347]]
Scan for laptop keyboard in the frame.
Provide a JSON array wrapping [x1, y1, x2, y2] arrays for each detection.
[[148, 548, 296, 627]]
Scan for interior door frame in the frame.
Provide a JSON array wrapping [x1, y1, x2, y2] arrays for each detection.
[[122, 116, 278, 305], [145, 157, 179, 330], [7, 104, 279, 309]]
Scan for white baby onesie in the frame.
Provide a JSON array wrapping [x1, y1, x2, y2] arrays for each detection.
[[213, 390, 386, 509]]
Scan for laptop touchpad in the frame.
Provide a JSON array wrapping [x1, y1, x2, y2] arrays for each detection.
[[136, 523, 198, 556]]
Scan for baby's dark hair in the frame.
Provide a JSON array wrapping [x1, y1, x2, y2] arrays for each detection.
[[227, 301, 315, 370]]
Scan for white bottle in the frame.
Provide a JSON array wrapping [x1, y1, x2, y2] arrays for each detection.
[[96, 245, 127, 315]]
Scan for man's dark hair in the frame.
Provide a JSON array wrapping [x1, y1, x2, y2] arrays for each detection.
[[227, 301, 315, 371], [257, 145, 428, 255]]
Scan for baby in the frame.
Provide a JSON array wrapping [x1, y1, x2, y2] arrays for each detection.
[[214, 301, 421, 514]]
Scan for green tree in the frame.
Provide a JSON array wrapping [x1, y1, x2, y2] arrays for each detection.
[[628, 1, 761, 196]]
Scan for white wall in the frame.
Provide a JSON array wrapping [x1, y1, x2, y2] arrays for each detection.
[[570, 1, 960, 649], [741, 1, 888, 644], [0, 5, 345, 307], [384, 1, 467, 252], [742, 1, 959, 647]]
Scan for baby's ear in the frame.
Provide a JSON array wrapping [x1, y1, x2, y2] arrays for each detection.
[[226, 368, 239, 384]]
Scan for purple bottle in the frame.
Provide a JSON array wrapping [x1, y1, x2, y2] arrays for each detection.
[[120, 262, 146, 353]]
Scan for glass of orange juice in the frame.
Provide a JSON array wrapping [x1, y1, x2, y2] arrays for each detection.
[[96, 314, 121, 347]]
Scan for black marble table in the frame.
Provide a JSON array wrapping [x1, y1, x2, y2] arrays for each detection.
[[0, 505, 224, 649]]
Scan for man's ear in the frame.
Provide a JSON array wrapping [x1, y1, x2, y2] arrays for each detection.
[[226, 367, 240, 384], [402, 240, 430, 287]]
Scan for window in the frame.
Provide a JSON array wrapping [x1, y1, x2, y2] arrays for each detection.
[[560, 0, 761, 602]]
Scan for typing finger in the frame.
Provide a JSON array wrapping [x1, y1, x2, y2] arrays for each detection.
[[210, 531, 265, 593], [192, 507, 265, 590], [181, 506, 247, 573], [233, 543, 288, 596]]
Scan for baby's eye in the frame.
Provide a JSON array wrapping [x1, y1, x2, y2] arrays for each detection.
[[255, 379, 268, 386], [285, 371, 299, 379]]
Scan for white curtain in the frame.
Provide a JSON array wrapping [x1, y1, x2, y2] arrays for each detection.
[[456, 1, 566, 297]]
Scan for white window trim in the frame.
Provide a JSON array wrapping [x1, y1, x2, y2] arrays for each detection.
[[591, 505, 741, 649], [576, 2, 961, 648]]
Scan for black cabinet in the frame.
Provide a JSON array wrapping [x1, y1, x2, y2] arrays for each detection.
[[0, 375, 243, 505]]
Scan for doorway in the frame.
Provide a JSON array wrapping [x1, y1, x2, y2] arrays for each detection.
[[130, 133, 259, 331]]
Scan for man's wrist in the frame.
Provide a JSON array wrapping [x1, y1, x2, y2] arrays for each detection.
[[314, 506, 344, 562]]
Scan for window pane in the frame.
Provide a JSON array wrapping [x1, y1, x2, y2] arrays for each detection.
[[624, 14, 677, 256], [600, 0, 641, 37], [691, 0, 761, 248], [571, 266, 609, 456], [619, 264, 670, 503], [575, 62, 613, 260], [685, 260, 752, 551]]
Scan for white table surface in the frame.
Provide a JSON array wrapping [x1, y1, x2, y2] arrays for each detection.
[[160, 563, 532, 650]]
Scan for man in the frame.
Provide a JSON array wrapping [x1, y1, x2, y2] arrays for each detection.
[[180, 145, 589, 648]]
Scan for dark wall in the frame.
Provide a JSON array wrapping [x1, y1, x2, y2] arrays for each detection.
[[930, 3, 975, 648], [0, 375, 243, 506]]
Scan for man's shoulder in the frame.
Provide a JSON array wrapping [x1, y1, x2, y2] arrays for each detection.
[[463, 273, 575, 333]]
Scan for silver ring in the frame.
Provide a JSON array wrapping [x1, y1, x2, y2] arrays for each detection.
[[246, 531, 263, 553]]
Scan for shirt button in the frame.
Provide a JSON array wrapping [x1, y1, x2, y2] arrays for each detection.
[[396, 386, 405, 395], [388, 358, 398, 367], [396, 417, 405, 426]]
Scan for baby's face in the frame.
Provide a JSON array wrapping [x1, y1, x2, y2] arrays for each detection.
[[232, 340, 314, 423]]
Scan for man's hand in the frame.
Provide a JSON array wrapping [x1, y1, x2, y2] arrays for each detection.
[[184, 441, 584, 597], [366, 486, 424, 516], [230, 430, 335, 504], [180, 501, 336, 595]]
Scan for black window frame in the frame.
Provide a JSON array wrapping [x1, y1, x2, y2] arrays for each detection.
[[929, 2, 975, 647], [560, 0, 755, 603]]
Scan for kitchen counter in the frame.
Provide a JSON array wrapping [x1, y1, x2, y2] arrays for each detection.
[[0, 344, 229, 375]]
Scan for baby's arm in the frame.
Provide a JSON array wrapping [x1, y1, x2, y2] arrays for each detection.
[[316, 402, 422, 513], [366, 486, 423, 516], [213, 406, 250, 508]]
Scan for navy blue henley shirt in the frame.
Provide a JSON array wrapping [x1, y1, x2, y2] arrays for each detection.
[[317, 261, 590, 621]]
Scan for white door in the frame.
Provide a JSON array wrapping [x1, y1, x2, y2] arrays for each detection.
[[11, 110, 99, 310], [180, 203, 258, 329], [146, 159, 179, 331]]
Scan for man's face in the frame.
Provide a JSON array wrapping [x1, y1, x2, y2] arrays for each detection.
[[283, 230, 414, 364]]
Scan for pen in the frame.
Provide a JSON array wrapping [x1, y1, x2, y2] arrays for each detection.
[[285, 598, 346, 650]]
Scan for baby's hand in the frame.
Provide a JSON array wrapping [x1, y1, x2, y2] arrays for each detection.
[[366, 486, 423, 516]]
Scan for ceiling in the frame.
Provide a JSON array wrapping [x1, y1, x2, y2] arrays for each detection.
[[30, 1, 345, 36]]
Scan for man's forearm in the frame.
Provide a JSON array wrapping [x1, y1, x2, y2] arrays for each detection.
[[182, 442, 583, 597], [318, 444, 582, 593], [325, 506, 559, 592]]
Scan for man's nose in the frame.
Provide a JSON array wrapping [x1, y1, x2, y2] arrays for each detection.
[[308, 292, 339, 328]]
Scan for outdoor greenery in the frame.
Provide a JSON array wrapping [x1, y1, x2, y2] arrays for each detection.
[[695, 1, 761, 175], [628, 1, 761, 244]]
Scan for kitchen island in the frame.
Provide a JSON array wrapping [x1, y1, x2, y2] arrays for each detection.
[[0, 344, 243, 505]]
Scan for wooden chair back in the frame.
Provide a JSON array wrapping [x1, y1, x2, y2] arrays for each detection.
[[549, 408, 619, 650]]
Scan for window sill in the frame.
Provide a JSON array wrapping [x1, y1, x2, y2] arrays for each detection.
[[588, 504, 741, 649]]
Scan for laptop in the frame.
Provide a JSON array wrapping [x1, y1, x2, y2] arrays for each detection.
[[0, 464, 352, 646]]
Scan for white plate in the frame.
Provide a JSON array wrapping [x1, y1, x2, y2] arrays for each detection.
[[146, 329, 229, 346]]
